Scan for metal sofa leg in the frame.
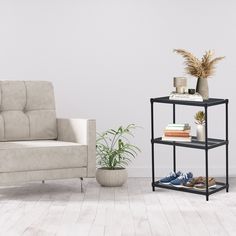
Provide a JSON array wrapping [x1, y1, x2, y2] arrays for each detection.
[[80, 177, 83, 192], [42, 180, 45, 184]]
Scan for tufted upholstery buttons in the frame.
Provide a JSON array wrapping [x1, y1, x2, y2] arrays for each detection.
[[0, 81, 57, 141]]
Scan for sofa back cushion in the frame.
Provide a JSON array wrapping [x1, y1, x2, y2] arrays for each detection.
[[0, 81, 57, 141]]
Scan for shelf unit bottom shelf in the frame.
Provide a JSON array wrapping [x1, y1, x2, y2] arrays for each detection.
[[152, 181, 227, 196]]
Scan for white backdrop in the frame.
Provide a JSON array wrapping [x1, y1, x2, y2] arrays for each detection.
[[0, 0, 235, 177]]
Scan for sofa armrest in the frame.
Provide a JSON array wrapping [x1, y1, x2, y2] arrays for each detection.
[[57, 118, 96, 177]]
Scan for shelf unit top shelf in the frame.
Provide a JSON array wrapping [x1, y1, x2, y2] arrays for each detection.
[[153, 136, 227, 149], [151, 96, 228, 107]]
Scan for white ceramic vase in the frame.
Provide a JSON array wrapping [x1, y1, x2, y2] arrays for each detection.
[[196, 124, 205, 141], [96, 168, 128, 187]]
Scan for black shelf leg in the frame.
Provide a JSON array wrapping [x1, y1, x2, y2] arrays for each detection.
[[173, 104, 176, 172], [205, 105, 209, 201], [226, 100, 229, 192], [151, 99, 155, 191]]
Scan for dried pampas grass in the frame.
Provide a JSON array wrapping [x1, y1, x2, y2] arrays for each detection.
[[174, 49, 224, 79]]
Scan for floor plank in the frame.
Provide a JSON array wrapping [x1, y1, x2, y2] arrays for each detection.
[[0, 178, 235, 236]]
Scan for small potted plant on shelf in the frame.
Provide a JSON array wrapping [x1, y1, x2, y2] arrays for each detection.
[[194, 111, 205, 141], [96, 124, 141, 187]]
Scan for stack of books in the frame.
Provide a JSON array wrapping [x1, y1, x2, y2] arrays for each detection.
[[162, 123, 191, 142]]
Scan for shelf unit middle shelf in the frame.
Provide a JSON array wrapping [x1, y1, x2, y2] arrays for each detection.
[[153, 136, 228, 150]]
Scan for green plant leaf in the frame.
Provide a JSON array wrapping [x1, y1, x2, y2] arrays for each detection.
[[96, 124, 141, 168]]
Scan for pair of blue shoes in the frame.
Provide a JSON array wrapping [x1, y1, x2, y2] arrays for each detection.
[[159, 171, 193, 187]]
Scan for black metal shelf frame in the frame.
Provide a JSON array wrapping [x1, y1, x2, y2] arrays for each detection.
[[150, 96, 229, 201]]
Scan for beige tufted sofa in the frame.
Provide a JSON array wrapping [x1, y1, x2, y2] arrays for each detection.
[[0, 81, 96, 185]]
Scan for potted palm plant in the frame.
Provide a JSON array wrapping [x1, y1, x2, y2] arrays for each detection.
[[96, 124, 141, 187]]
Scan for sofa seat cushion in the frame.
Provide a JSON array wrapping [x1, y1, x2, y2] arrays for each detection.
[[0, 140, 87, 173]]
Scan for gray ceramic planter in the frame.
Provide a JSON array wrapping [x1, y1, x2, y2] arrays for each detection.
[[96, 168, 128, 187], [196, 78, 209, 100]]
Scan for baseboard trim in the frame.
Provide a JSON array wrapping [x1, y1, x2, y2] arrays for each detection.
[[127, 167, 236, 178]]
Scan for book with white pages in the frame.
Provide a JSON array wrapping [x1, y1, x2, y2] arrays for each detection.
[[162, 136, 192, 142], [165, 123, 191, 131], [169, 92, 203, 102], [167, 123, 189, 127]]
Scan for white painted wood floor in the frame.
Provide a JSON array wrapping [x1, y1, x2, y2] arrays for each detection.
[[0, 178, 236, 236]]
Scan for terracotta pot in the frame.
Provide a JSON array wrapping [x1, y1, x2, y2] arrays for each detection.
[[96, 168, 128, 187], [196, 78, 209, 100]]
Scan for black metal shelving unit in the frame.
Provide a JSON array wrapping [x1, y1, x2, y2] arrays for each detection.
[[150, 96, 229, 201]]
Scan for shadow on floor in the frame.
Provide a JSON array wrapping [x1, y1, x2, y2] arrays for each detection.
[[0, 179, 92, 201]]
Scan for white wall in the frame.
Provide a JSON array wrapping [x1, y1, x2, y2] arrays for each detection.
[[0, 0, 235, 177]]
